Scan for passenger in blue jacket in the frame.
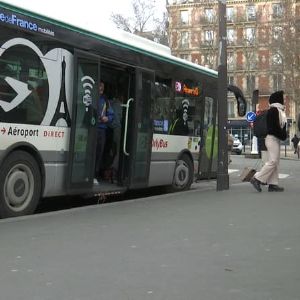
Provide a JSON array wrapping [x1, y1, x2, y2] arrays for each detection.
[[94, 81, 114, 182]]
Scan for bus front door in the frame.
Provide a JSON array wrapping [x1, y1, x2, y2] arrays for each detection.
[[121, 69, 154, 189], [67, 50, 99, 191]]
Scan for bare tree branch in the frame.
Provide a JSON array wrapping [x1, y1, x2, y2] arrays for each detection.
[[110, 13, 133, 33], [110, 0, 168, 45]]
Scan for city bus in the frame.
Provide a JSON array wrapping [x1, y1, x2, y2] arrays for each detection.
[[0, 2, 222, 218]]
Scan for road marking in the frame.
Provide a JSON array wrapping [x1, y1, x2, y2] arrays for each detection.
[[279, 173, 289, 179], [228, 169, 239, 174]]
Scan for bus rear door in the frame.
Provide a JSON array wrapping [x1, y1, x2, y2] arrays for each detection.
[[121, 68, 154, 189]]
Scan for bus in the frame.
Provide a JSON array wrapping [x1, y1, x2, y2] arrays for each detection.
[[0, 2, 222, 218]]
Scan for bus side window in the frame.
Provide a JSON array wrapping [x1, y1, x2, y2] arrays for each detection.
[[172, 79, 201, 137], [0, 45, 49, 125], [153, 77, 172, 134]]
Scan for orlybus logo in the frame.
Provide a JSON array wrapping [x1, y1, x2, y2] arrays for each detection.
[[152, 138, 168, 150]]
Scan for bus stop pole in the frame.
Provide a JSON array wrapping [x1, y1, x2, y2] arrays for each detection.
[[217, 0, 229, 191]]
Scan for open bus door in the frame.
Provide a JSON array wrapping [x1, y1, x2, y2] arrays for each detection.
[[197, 88, 218, 179], [121, 68, 154, 189], [67, 50, 99, 191]]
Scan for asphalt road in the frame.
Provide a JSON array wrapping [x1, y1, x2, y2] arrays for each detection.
[[0, 155, 300, 300]]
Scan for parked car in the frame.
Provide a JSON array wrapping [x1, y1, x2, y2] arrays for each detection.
[[232, 138, 243, 155]]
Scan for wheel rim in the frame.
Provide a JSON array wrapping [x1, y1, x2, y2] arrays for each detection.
[[4, 163, 35, 212], [173, 160, 189, 188]]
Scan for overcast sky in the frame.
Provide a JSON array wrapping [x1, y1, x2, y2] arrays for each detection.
[[4, 0, 167, 30]]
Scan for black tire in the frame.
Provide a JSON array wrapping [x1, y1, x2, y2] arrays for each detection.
[[170, 154, 194, 191], [0, 151, 41, 218]]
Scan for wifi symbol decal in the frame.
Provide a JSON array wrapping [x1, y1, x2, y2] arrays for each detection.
[[81, 76, 95, 111], [182, 98, 189, 124]]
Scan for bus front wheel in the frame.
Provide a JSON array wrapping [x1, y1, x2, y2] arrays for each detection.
[[0, 151, 41, 218], [171, 154, 194, 191]]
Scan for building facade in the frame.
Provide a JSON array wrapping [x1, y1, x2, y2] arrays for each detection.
[[166, 0, 299, 136]]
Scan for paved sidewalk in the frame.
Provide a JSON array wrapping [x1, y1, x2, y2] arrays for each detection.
[[243, 145, 299, 160]]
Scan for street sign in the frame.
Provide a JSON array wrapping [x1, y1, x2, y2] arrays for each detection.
[[246, 111, 256, 122]]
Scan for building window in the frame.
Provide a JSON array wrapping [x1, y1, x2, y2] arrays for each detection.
[[227, 52, 235, 70], [247, 75, 255, 91], [204, 8, 214, 22], [273, 3, 283, 18], [245, 27, 256, 44], [273, 74, 283, 90], [180, 10, 189, 25], [203, 53, 215, 68], [180, 31, 189, 47], [273, 26, 283, 40], [204, 30, 214, 44], [227, 100, 235, 118], [246, 5, 256, 21], [227, 75, 234, 85], [248, 52, 257, 69], [226, 7, 235, 22], [227, 28, 236, 45], [272, 53, 283, 65], [180, 53, 190, 61]]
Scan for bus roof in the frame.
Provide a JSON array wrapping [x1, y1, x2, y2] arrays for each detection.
[[0, 1, 218, 78]]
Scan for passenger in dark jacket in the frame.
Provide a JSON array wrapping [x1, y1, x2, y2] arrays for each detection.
[[250, 90, 287, 192]]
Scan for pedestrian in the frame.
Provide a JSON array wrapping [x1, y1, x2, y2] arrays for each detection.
[[257, 136, 268, 167], [94, 81, 114, 183], [250, 90, 287, 192], [291, 134, 299, 154]]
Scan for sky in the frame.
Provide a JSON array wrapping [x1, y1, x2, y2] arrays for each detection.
[[4, 0, 167, 31]]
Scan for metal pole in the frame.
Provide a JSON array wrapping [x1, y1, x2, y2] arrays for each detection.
[[217, 0, 229, 190]]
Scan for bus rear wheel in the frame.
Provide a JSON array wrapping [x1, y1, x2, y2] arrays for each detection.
[[170, 154, 194, 191], [0, 151, 41, 218]]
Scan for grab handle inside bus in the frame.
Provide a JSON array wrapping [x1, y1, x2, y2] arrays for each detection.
[[122, 98, 134, 156]]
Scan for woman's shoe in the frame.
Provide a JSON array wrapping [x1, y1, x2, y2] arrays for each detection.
[[250, 177, 262, 192], [268, 185, 284, 192]]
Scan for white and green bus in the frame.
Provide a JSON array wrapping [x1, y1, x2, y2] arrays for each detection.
[[0, 2, 239, 218]]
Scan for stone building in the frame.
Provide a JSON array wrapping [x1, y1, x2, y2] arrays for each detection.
[[166, 0, 299, 134]]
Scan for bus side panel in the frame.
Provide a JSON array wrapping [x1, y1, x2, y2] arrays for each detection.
[[0, 28, 75, 198], [148, 134, 199, 187]]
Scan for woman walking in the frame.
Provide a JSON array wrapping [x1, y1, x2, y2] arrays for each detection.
[[250, 90, 287, 192]]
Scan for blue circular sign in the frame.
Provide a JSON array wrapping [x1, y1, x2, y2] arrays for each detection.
[[246, 111, 256, 122]]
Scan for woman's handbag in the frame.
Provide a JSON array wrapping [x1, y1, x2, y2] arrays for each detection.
[[240, 167, 256, 182], [240, 159, 261, 182]]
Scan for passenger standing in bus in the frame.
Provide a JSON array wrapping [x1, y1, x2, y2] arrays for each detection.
[[109, 93, 123, 179], [94, 81, 114, 183]]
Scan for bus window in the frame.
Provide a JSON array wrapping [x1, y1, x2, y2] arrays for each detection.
[[171, 79, 201, 137], [0, 44, 49, 124], [204, 96, 214, 128], [153, 77, 172, 134]]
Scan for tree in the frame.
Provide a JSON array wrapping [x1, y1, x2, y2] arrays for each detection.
[[110, 0, 168, 45], [268, 0, 299, 127]]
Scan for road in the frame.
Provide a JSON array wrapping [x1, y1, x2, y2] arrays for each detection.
[[0, 155, 300, 300]]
